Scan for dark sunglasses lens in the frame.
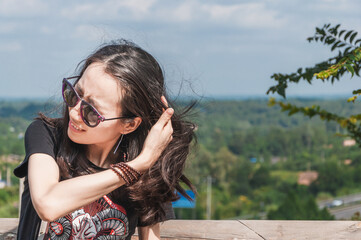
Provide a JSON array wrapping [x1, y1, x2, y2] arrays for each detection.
[[63, 82, 78, 107], [81, 103, 99, 127]]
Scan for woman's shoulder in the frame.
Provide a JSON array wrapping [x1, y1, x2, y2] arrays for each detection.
[[14, 118, 63, 178], [25, 118, 62, 140], [27, 118, 59, 131]]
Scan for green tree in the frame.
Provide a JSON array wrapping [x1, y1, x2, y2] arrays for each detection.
[[249, 165, 272, 189], [267, 24, 361, 144], [309, 161, 344, 195], [229, 156, 252, 196], [267, 185, 334, 220], [211, 147, 238, 190]]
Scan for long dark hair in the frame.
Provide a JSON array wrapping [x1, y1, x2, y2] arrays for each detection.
[[40, 39, 197, 225]]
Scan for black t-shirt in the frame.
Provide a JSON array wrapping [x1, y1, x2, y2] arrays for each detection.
[[14, 120, 174, 240]]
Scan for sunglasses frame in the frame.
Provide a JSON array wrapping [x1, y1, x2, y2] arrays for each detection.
[[62, 76, 134, 127]]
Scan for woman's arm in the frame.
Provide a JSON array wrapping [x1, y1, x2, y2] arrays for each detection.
[[29, 108, 174, 222], [29, 154, 125, 221], [138, 224, 160, 240]]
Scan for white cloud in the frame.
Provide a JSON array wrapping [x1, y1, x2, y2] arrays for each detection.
[[201, 2, 285, 28], [39, 26, 54, 35], [120, 0, 157, 17], [59, 0, 285, 29], [60, 0, 157, 21], [0, 22, 18, 33], [0, 42, 22, 52], [72, 25, 109, 42], [312, 0, 355, 11], [0, 0, 48, 16], [149, 1, 286, 28], [171, 1, 196, 22]]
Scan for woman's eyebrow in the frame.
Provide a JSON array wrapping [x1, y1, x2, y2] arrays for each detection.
[[75, 84, 103, 109]]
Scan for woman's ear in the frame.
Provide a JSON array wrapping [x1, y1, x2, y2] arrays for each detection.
[[121, 117, 142, 134]]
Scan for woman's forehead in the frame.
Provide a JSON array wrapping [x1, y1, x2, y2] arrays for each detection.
[[77, 63, 122, 112]]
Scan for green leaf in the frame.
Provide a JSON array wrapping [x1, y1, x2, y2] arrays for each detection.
[[268, 97, 276, 106], [352, 89, 361, 95], [350, 32, 358, 43], [344, 47, 352, 54], [344, 30, 353, 41], [345, 64, 355, 76], [348, 96, 357, 102], [352, 114, 361, 119], [355, 65, 360, 77], [331, 41, 339, 51], [349, 54, 356, 61], [328, 38, 336, 44], [288, 108, 299, 116], [355, 39, 361, 45], [339, 30, 346, 37], [278, 87, 286, 98]]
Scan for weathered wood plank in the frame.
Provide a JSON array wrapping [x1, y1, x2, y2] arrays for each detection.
[[0, 218, 18, 240], [159, 220, 264, 239], [241, 220, 361, 240], [0, 218, 18, 234], [4, 219, 361, 239]]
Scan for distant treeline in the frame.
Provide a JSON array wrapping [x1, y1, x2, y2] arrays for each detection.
[[0, 100, 60, 120], [1, 98, 361, 219], [2, 97, 360, 122]]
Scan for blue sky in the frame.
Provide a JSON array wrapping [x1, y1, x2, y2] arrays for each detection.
[[1, 0, 361, 99]]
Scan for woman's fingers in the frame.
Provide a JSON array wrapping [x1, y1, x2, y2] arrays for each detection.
[[160, 97, 173, 138], [161, 96, 169, 108], [136, 106, 174, 170], [157, 108, 174, 128], [152, 108, 173, 147]]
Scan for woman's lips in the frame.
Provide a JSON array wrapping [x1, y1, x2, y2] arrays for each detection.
[[69, 121, 84, 132]]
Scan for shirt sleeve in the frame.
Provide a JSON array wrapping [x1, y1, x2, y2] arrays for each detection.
[[137, 202, 175, 227], [14, 119, 58, 178]]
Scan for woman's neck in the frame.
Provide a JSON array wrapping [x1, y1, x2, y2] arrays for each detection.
[[86, 140, 119, 168]]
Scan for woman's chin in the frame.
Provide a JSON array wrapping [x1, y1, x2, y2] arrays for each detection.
[[67, 128, 86, 144]]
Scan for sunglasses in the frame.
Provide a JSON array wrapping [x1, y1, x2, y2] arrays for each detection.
[[62, 76, 133, 127]]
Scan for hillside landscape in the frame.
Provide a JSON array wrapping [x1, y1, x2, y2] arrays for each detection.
[[1, 98, 361, 220]]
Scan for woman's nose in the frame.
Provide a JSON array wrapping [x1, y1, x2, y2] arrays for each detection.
[[69, 101, 82, 122]]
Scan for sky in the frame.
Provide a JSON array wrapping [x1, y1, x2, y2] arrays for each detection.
[[1, 0, 361, 99]]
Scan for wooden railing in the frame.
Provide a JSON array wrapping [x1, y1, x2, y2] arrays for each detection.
[[2, 219, 361, 239]]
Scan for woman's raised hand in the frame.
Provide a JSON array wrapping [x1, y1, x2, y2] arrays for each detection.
[[129, 96, 174, 173]]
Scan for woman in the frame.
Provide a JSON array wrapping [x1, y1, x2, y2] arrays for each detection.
[[14, 40, 196, 239]]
